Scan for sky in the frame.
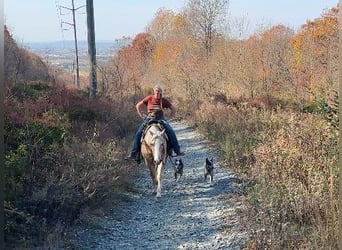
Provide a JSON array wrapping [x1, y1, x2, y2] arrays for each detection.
[[4, 0, 339, 43]]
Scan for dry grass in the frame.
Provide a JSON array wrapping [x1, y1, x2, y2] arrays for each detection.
[[4, 82, 140, 248], [191, 102, 338, 249], [247, 113, 338, 249]]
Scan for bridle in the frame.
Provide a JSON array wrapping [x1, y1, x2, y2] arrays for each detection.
[[144, 124, 167, 165]]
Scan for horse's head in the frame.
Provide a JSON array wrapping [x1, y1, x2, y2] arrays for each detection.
[[149, 128, 166, 165]]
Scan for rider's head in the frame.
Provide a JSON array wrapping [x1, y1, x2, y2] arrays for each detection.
[[153, 85, 162, 98]]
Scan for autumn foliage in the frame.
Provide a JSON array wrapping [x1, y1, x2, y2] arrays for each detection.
[[4, 1, 339, 249], [98, 3, 339, 249], [4, 26, 139, 248]]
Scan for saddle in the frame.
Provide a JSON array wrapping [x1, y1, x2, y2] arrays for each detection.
[[141, 118, 172, 155], [141, 118, 168, 140]]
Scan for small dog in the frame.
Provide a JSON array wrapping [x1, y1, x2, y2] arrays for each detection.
[[174, 158, 184, 181], [204, 158, 214, 183]]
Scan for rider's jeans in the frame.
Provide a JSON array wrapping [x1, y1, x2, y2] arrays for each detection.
[[130, 115, 180, 156]]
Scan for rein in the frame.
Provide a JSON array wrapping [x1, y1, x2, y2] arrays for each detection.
[[168, 155, 176, 165]]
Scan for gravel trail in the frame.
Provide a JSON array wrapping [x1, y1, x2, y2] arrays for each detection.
[[73, 121, 247, 249]]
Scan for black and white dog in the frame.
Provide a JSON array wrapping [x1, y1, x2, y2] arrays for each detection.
[[174, 158, 184, 181], [204, 158, 214, 183]]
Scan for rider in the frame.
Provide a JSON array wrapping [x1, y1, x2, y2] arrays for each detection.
[[125, 85, 185, 161]]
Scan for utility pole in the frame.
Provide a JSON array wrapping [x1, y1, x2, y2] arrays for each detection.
[[86, 0, 97, 99], [59, 0, 85, 88]]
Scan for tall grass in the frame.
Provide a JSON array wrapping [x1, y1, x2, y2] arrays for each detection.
[[192, 102, 338, 249], [4, 82, 140, 248]]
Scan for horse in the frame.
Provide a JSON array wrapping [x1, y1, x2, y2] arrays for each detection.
[[141, 122, 168, 197]]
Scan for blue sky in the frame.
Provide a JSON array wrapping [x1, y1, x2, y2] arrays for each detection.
[[4, 0, 338, 43]]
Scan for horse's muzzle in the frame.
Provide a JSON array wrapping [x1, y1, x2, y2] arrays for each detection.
[[154, 159, 162, 165]]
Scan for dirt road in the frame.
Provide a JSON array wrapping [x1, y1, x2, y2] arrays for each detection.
[[72, 121, 247, 249]]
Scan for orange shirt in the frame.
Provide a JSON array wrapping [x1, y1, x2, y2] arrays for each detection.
[[141, 95, 172, 116]]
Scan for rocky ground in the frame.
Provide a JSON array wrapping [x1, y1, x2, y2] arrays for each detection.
[[71, 121, 248, 249]]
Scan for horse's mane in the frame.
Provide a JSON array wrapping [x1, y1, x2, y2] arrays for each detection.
[[143, 123, 165, 144], [142, 121, 167, 141]]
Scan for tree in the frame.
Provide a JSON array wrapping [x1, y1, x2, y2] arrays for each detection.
[[258, 25, 294, 96], [291, 5, 339, 101], [185, 0, 229, 57], [102, 33, 155, 97], [146, 8, 177, 43]]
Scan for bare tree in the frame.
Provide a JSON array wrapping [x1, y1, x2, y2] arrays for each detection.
[[185, 0, 229, 57]]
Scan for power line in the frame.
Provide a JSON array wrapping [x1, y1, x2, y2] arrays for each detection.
[[55, 0, 85, 88], [55, 0, 66, 40]]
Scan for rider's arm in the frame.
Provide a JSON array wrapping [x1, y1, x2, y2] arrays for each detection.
[[136, 100, 146, 119], [169, 104, 176, 119]]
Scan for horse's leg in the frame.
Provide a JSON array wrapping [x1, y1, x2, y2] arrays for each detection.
[[148, 165, 157, 194], [155, 163, 163, 197], [149, 170, 156, 193]]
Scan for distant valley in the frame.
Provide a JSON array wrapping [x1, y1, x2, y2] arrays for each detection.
[[23, 39, 130, 73]]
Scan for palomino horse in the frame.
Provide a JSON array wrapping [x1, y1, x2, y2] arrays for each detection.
[[141, 122, 168, 197]]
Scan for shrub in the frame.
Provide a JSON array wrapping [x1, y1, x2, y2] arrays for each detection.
[[5, 119, 69, 198], [193, 103, 271, 173], [317, 90, 338, 129], [248, 113, 338, 249], [10, 81, 50, 101], [4, 81, 142, 248], [4, 144, 28, 201], [67, 105, 98, 122], [192, 101, 338, 249]]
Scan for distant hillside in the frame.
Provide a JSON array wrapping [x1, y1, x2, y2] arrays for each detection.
[[24, 39, 131, 54], [22, 39, 132, 73], [4, 23, 131, 88], [4, 25, 52, 85]]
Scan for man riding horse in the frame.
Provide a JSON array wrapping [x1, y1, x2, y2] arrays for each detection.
[[126, 85, 185, 162]]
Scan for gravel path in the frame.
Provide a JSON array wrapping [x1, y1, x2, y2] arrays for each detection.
[[72, 121, 248, 249]]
